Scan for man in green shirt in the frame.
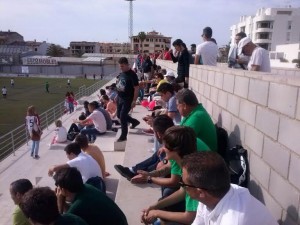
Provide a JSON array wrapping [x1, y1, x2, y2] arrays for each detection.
[[176, 88, 217, 151], [53, 167, 128, 225], [20, 187, 88, 225], [10, 179, 33, 225]]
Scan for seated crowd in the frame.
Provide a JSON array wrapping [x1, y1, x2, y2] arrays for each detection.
[[13, 55, 277, 225]]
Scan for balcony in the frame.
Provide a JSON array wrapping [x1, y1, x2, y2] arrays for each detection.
[[255, 39, 271, 44], [256, 27, 273, 32]]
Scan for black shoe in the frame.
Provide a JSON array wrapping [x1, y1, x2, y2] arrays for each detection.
[[33, 155, 40, 159], [114, 165, 135, 180], [111, 127, 118, 132], [116, 137, 127, 142], [130, 120, 140, 129]]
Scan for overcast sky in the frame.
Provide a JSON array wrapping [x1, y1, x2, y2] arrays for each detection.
[[1, 0, 299, 48]]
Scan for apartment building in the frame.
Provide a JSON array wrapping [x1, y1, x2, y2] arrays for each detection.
[[131, 30, 172, 53], [230, 7, 300, 51]]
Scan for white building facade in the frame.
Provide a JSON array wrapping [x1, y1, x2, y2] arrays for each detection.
[[230, 7, 300, 51]]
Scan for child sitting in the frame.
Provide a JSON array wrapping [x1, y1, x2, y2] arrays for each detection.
[[51, 120, 67, 145]]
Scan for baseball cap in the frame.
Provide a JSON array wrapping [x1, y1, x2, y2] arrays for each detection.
[[202, 27, 212, 38], [164, 71, 175, 78], [237, 37, 251, 55]]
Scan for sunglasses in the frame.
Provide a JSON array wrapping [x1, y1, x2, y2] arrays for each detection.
[[179, 178, 206, 189]]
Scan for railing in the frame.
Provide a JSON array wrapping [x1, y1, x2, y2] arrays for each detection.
[[0, 78, 113, 162]]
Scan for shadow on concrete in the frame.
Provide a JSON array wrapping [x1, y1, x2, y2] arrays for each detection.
[[248, 179, 265, 204], [278, 205, 299, 225], [105, 177, 119, 201], [228, 125, 242, 148]]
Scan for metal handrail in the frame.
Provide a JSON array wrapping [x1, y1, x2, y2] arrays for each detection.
[[0, 78, 112, 162]]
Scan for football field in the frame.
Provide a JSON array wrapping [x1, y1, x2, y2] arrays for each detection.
[[0, 77, 106, 135]]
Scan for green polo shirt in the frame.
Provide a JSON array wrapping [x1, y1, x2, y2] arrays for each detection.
[[180, 104, 217, 151]]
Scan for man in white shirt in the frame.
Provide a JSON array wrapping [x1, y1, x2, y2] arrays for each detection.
[[77, 101, 107, 142], [194, 27, 218, 66], [238, 37, 271, 72], [181, 152, 278, 225], [48, 142, 105, 192]]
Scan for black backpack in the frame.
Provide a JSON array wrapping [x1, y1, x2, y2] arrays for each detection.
[[215, 125, 249, 188], [227, 145, 249, 188]]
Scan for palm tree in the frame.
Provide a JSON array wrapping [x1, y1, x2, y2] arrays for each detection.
[[138, 31, 146, 53], [46, 44, 64, 57]]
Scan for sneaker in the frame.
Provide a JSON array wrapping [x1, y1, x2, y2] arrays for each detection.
[[130, 120, 140, 129], [114, 165, 135, 180], [111, 127, 118, 132], [33, 155, 40, 159], [142, 128, 154, 135]]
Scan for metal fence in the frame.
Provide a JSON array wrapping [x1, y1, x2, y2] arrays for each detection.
[[0, 78, 113, 162]]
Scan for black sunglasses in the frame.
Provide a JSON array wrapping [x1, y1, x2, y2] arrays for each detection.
[[179, 178, 206, 189]]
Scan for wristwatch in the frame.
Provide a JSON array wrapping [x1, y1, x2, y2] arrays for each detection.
[[147, 176, 152, 184]]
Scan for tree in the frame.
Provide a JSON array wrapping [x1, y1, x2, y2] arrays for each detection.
[[46, 44, 64, 57], [138, 31, 146, 53]]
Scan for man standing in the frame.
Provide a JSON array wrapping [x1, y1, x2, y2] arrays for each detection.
[[11, 78, 15, 87], [181, 152, 278, 225], [116, 57, 140, 142], [194, 27, 218, 66], [45, 82, 49, 93], [228, 32, 249, 69], [67, 79, 71, 88], [238, 37, 271, 72], [2, 86, 7, 98]]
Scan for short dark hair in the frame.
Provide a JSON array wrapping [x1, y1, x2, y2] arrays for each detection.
[[236, 32, 246, 39], [101, 94, 109, 101], [165, 47, 169, 51], [10, 179, 33, 195], [161, 69, 167, 75], [163, 126, 197, 158], [64, 142, 81, 156], [20, 187, 59, 224], [83, 101, 89, 108], [53, 167, 84, 193], [78, 114, 86, 121], [152, 115, 174, 134], [202, 27, 213, 38], [118, 57, 129, 65], [75, 134, 89, 149], [100, 89, 106, 96], [89, 101, 99, 109], [172, 39, 183, 47], [176, 89, 198, 106], [182, 152, 230, 198], [156, 73, 164, 80], [156, 82, 174, 94]]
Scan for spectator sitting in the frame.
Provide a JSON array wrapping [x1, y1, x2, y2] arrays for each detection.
[[19, 187, 88, 225], [51, 120, 67, 145], [141, 126, 210, 225], [114, 115, 174, 181], [10, 179, 33, 225], [164, 71, 176, 85], [83, 101, 91, 117], [181, 152, 278, 225], [53, 167, 128, 225], [177, 88, 217, 151], [68, 114, 88, 134], [76, 101, 107, 143], [75, 134, 109, 178], [48, 142, 105, 192]]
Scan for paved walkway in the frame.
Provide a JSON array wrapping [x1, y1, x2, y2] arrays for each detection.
[[0, 86, 160, 224]]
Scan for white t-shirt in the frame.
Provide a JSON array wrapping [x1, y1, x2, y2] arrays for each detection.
[[2, 87, 7, 94], [25, 115, 39, 134], [67, 152, 102, 182], [192, 184, 278, 225], [248, 47, 271, 72], [55, 126, 67, 142], [196, 41, 218, 66], [87, 110, 107, 133]]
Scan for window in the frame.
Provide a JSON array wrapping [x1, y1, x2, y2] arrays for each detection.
[[155, 44, 160, 47], [277, 11, 292, 15], [288, 21, 292, 30], [144, 44, 149, 47], [240, 26, 245, 32]]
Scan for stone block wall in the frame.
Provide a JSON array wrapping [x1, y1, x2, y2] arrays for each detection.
[[157, 59, 300, 225]]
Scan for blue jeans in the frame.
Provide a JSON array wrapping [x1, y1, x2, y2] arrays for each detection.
[[132, 152, 159, 173], [80, 128, 105, 142], [86, 176, 106, 193], [31, 140, 40, 156]]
